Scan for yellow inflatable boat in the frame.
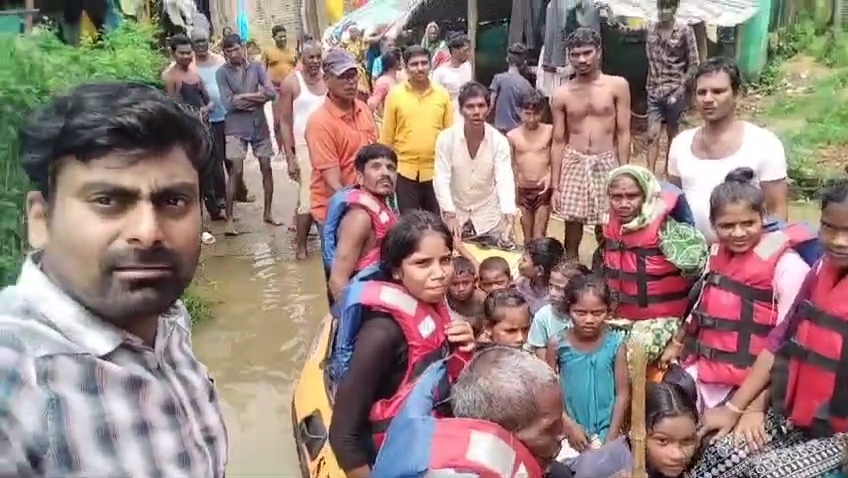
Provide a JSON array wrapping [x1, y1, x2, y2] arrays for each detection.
[[291, 243, 522, 478]]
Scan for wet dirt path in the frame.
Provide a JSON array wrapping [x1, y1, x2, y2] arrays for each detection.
[[189, 151, 822, 476]]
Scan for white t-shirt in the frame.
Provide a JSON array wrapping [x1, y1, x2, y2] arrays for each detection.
[[668, 121, 787, 242], [432, 62, 473, 121]]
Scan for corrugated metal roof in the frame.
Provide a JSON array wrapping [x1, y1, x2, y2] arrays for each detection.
[[603, 0, 759, 26]]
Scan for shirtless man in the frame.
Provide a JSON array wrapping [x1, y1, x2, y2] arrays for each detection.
[[551, 27, 631, 259], [507, 89, 553, 241], [276, 42, 326, 259]]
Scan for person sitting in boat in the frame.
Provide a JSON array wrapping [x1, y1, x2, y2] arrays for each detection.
[[323, 143, 399, 302], [664, 167, 820, 412], [545, 275, 630, 453], [477, 288, 532, 349], [478, 256, 513, 294], [372, 346, 574, 478], [690, 179, 848, 478], [602, 164, 708, 373], [446, 256, 484, 322], [570, 370, 701, 478], [516, 237, 566, 315], [526, 260, 590, 359], [328, 210, 476, 477]]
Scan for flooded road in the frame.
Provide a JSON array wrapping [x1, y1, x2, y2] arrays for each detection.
[[189, 154, 822, 476]]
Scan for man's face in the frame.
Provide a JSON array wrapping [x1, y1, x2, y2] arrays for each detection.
[[406, 53, 431, 81], [568, 45, 600, 76], [174, 44, 193, 67], [381, 37, 395, 53], [273, 29, 287, 48], [326, 68, 359, 100], [514, 385, 566, 469], [357, 156, 397, 197], [520, 107, 542, 129], [453, 43, 470, 63], [302, 46, 322, 75], [27, 148, 202, 328], [694, 70, 736, 122], [223, 44, 244, 65], [191, 37, 209, 55], [461, 95, 489, 126], [821, 201, 848, 269]]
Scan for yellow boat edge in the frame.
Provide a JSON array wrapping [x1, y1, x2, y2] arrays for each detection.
[[291, 244, 523, 478]]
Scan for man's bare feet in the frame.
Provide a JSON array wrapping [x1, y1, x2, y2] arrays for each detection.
[[264, 215, 283, 226], [295, 247, 308, 260], [237, 193, 256, 203], [224, 219, 240, 236]]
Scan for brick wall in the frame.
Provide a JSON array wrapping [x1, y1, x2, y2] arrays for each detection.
[[210, 0, 303, 46]]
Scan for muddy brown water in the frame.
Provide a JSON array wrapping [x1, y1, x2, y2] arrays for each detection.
[[190, 156, 822, 476]]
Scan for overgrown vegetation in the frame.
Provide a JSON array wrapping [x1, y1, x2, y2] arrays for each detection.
[[748, 18, 848, 199], [0, 23, 211, 324]]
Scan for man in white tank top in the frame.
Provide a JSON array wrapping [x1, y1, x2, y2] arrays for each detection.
[[667, 57, 789, 242], [276, 42, 327, 260]]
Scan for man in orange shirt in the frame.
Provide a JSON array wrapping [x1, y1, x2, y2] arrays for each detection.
[[305, 49, 378, 233]]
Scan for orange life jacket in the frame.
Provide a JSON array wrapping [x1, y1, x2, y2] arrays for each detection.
[[603, 189, 693, 320], [689, 224, 816, 386], [323, 187, 398, 273], [772, 257, 848, 437]]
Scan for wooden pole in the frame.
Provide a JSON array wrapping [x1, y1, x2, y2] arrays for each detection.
[[23, 0, 34, 33], [467, 0, 477, 79], [630, 343, 648, 478]]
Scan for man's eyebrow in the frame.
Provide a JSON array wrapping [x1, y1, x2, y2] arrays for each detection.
[[77, 181, 198, 197]]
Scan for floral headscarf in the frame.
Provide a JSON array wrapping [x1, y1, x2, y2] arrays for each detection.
[[607, 165, 666, 232]]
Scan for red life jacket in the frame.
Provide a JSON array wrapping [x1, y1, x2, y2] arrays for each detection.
[[603, 190, 693, 320], [424, 419, 544, 478], [357, 281, 452, 447], [347, 189, 398, 271], [772, 257, 848, 437], [689, 224, 815, 387]]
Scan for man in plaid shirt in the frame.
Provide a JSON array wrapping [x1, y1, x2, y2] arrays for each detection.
[[644, 0, 700, 176], [0, 83, 228, 477]]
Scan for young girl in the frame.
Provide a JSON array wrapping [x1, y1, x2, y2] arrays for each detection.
[[546, 275, 630, 451], [516, 237, 565, 315], [573, 373, 701, 478], [478, 288, 532, 349], [526, 260, 591, 358]]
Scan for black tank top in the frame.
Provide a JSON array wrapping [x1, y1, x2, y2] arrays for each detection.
[[178, 81, 205, 109]]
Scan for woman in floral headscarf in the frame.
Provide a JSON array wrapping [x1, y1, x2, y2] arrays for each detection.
[[601, 165, 708, 376], [421, 22, 450, 69], [341, 24, 371, 99]]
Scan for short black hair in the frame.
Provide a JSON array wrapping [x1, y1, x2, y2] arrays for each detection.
[[19, 82, 211, 201], [381, 48, 401, 72], [169, 33, 192, 52], [447, 33, 470, 51], [453, 256, 476, 276], [354, 143, 398, 172], [479, 256, 510, 276], [222, 33, 242, 49], [403, 45, 430, 64], [519, 89, 546, 111], [458, 81, 489, 108], [565, 27, 601, 51], [272, 24, 286, 36], [693, 56, 742, 94], [507, 42, 528, 67]]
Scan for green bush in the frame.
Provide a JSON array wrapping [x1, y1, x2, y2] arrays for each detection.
[[0, 23, 211, 324]]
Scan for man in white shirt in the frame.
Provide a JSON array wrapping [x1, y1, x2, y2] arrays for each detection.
[[432, 33, 474, 122], [434, 82, 517, 239], [667, 57, 789, 242]]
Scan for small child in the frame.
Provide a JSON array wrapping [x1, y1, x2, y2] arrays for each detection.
[[526, 260, 591, 358], [477, 256, 513, 294], [507, 89, 554, 242], [478, 288, 532, 349], [515, 237, 565, 315], [447, 256, 485, 321], [545, 275, 629, 453]]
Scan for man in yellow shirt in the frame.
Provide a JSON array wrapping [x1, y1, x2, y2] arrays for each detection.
[[380, 45, 453, 214], [263, 24, 297, 86]]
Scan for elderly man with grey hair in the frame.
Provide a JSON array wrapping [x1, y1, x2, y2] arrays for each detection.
[[453, 347, 573, 477], [373, 347, 573, 477]]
